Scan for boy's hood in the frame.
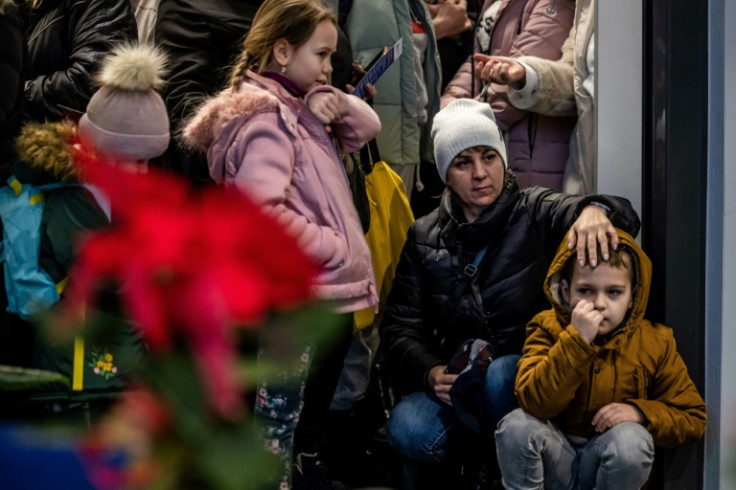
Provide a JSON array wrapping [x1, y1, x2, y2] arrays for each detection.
[[14, 120, 83, 183], [544, 229, 652, 333]]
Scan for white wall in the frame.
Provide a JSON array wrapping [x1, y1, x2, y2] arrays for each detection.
[[596, 0, 642, 215], [719, 0, 736, 486]]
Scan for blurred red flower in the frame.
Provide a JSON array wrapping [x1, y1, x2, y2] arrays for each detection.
[[65, 147, 318, 418]]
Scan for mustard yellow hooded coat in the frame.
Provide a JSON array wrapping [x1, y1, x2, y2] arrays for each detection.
[[515, 230, 706, 447]]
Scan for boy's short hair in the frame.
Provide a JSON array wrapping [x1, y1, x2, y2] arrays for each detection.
[[563, 244, 636, 288]]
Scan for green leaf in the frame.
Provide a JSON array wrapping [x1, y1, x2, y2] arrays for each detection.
[[0, 364, 69, 392]]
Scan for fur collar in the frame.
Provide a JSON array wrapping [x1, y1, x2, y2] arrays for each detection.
[[181, 84, 282, 152], [15, 120, 82, 182]]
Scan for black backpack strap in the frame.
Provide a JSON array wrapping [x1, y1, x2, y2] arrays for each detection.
[[359, 138, 380, 175], [440, 244, 489, 327]]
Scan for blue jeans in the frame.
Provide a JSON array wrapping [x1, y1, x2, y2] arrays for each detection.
[[495, 408, 654, 490], [386, 354, 520, 463]]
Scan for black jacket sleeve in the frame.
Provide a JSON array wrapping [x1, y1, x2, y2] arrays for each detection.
[[0, 6, 25, 172], [24, 0, 138, 120], [521, 187, 641, 254], [379, 225, 445, 394]]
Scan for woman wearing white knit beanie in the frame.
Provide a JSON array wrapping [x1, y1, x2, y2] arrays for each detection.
[[379, 97, 642, 486]]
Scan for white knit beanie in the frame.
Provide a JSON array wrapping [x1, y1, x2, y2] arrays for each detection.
[[78, 43, 170, 161], [432, 99, 507, 183]]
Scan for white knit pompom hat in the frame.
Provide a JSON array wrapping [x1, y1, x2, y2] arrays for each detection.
[[431, 98, 507, 183], [78, 43, 170, 160]]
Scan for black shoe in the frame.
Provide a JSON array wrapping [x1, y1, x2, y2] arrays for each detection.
[[293, 452, 350, 490]]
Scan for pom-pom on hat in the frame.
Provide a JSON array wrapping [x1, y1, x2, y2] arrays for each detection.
[[431, 99, 507, 183], [79, 43, 170, 161]]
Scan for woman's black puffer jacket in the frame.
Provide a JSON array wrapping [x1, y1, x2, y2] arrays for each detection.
[[24, 0, 137, 122], [380, 173, 641, 395]]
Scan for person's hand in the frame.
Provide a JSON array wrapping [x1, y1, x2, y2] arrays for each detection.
[[567, 205, 618, 268], [428, 365, 459, 406], [591, 402, 644, 433], [307, 91, 341, 132], [432, 0, 472, 40], [473, 54, 527, 87], [346, 61, 378, 100], [570, 299, 601, 344]]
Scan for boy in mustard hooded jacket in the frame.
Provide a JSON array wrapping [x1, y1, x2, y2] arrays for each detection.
[[495, 229, 706, 489]]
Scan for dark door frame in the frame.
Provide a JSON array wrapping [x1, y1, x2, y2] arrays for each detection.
[[642, 0, 710, 487]]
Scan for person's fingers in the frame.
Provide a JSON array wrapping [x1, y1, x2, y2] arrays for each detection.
[[587, 230, 597, 267], [592, 311, 604, 326], [499, 64, 513, 84], [591, 405, 608, 427], [323, 95, 339, 112], [568, 225, 578, 250], [608, 225, 619, 250], [352, 61, 365, 74], [576, 229, 587, 265], [598, 229, 610, 261]]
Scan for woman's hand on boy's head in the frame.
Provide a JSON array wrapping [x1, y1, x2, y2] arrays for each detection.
[[591, 402, 645, 433], [571, 300, 601, 344], [567, 205, 619, 268], [307, 91, 341, 130], [428, 365, 458, 406]]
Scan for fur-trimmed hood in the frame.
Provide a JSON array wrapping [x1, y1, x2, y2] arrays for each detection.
[[14, 120, 83, 182], [182, 85, 281, 152], [181, 76, 291, 184]]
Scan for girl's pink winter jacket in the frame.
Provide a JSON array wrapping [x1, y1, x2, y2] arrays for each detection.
[[183, 71, 381, 313]]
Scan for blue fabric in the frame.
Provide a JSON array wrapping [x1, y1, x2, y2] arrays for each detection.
[[0, 425, 95, 490], [0, 177, 110, 320], [0, 179, 61, 319], [386, 354, 520, 462]]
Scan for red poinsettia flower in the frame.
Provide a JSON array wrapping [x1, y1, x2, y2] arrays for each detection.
[[64, 146, 318, 418]]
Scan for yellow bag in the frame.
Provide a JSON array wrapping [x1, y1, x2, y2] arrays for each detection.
[[354, 159, 414, 331]]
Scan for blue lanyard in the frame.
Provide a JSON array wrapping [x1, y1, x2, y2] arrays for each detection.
[[462, 245, 489, 277]]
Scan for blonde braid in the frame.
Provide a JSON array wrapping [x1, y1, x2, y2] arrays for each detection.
[[229, 48, 251, 90]]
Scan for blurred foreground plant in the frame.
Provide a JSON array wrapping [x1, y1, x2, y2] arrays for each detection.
[[47, 148, 334, 489]]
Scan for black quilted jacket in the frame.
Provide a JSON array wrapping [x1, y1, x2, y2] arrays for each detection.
[[0, 2, 25, 175], [379, 173, 641, 395], [24, 0, 137, 122], [154, 0, 263, 181]]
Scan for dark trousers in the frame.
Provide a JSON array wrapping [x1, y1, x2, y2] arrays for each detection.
[[293, 312, 354, 455]]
